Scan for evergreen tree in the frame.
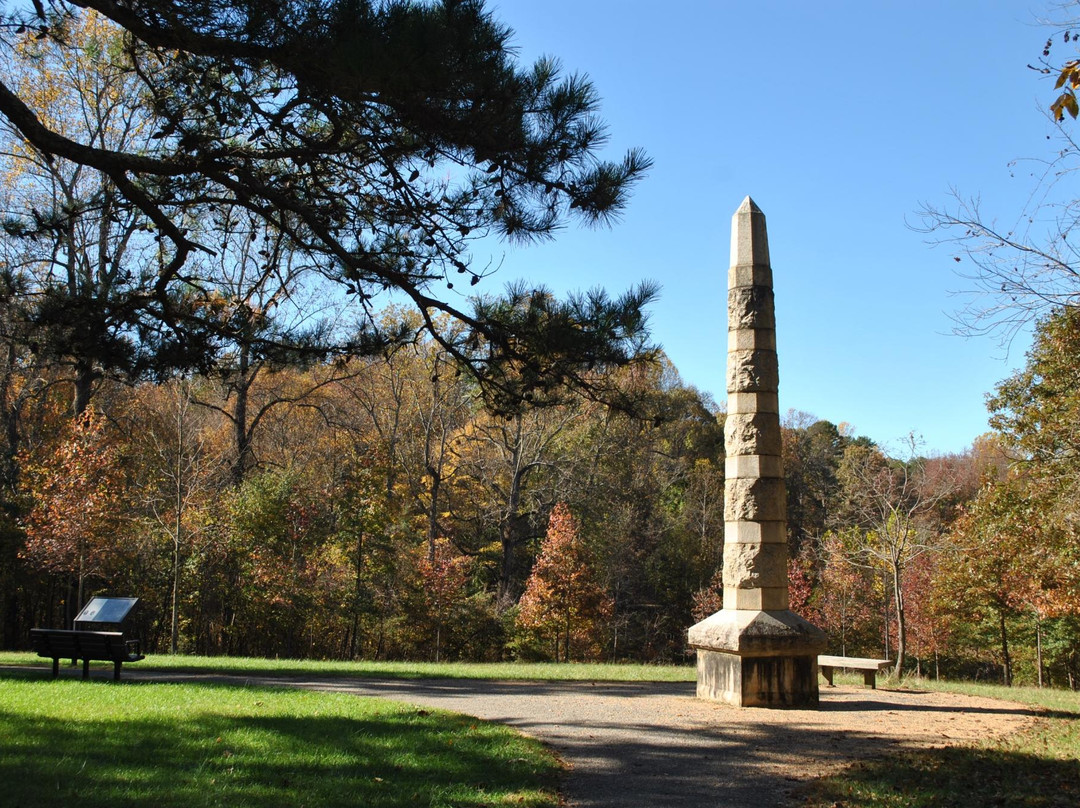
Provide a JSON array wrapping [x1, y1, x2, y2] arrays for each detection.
[[0, 1, 655, 407]]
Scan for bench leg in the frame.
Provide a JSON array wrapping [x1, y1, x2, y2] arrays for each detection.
[[864, 670, 876, 689], [51, 657, 59, 678], [82, 658, 90, 680], [113, 661, 122, 681], [821, 666, 835, 687]]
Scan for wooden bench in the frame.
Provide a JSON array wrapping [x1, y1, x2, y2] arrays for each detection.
[[30, 628, 144, 681], [818, 655, 892, 689]]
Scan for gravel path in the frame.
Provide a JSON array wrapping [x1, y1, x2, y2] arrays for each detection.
[[132, 672, 1038, 807]]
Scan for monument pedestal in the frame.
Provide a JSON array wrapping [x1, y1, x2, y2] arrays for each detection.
[[689, 609, 826, 708]]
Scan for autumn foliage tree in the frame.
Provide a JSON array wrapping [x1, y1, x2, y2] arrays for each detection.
[[902, 552, 953, 679], [970, 307, 1080, 682], [815, 530, 881, 657], [516, 502, 612, 662], [943, 478, 1040, 686], [564, 362, 725, 661], [416, 538, 473, 662], [125, 378, 223, 653], [835, 438, 958, 675], [201, 469, 333, 657], [691, 568, 723, 623], [20, 407, 127, 617]]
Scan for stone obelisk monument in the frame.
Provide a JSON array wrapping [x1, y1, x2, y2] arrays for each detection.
[[687, 197, 826, 708]]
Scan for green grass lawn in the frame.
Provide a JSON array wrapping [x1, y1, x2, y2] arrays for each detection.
[[0, 652, 687, 807], [8, 651, 1078, 807], [0, 650, 696, 681], [0, 672, 560, 808], [798, 676, 1080, 808]]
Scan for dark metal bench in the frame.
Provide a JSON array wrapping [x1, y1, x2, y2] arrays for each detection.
[[818, 655, 892, 689], [30, 628, 144, 681]]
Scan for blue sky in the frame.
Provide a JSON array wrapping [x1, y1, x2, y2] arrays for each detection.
[[464, 1, 1062, 454]]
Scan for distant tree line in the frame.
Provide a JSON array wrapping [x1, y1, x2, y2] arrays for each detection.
[[4, 305, 1080, 687], [0, 332, 726, 663]]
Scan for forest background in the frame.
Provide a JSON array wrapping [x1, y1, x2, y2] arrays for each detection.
[[0, 2, 1078, 690]]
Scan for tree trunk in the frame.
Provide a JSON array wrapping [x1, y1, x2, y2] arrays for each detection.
[[564, 603, 572, 663], [230, 349, 254, 486], [76, 536, 86, 615], [892, 559, 906, 678], [65, 577, 75, 629], [170, 528, 180, 654], [881, 570, 890, 662], [498, 528, 516, 611], [1036, 615, 1043, 689], [351, 531, 365, 659], [170, 421, 184, 654], [497, 478, 527, 610], [426, 468, 441, 563], [231, 381, 250, 486], [72, 359, 97, 417], [840, 600, 848, 657], [496, 418, 531, 611], [0, 342, 22, 494], [998, 608, 1012, 686]]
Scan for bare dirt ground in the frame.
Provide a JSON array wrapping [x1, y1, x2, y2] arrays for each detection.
[[130, 672, 1038, 808]]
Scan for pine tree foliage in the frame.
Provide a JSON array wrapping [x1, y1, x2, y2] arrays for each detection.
[[0, 1, 655, 407]]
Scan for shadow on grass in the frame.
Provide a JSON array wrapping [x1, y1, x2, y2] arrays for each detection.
[[798, 745, 1080, 808], [84, 667, 694, 703], [0, 677, 557, 808], [819, 694, 1044, 718]]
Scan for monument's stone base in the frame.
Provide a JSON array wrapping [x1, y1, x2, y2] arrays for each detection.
[[688, 608, 827, 708], [696, 649, 819, 708]]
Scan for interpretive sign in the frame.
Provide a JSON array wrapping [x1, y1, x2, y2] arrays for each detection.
[[74, 597, 138, 629]]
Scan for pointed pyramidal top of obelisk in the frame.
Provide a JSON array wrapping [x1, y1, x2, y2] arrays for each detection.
[[730, 196, 770, 269]]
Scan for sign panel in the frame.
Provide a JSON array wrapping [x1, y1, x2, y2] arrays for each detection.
[[75, 597, 138, 625]]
